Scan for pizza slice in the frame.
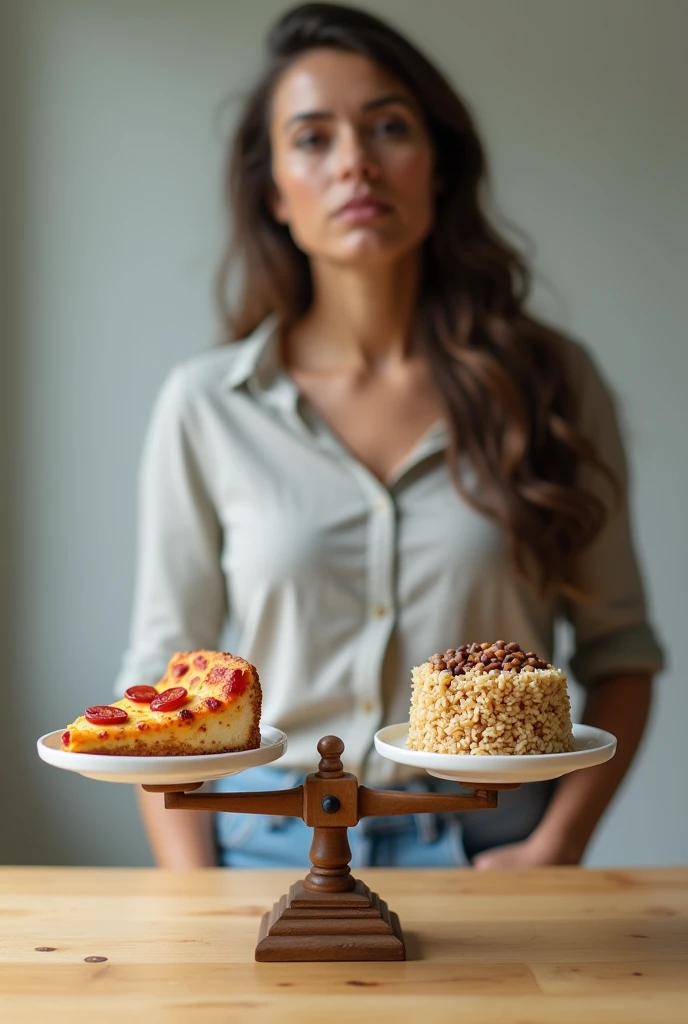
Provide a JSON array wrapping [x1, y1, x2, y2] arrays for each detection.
[[61, 651, 262, 756]]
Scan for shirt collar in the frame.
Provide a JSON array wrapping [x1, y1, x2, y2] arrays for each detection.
[[222, 316, 299, 415], [222, 316, 281, 389]]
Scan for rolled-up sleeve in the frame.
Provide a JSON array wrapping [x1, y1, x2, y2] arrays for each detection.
[[565, 345, 665, 688], [113, 368, 228, 696]]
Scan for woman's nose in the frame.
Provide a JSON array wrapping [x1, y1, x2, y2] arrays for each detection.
[[332, 127, 379, 182]]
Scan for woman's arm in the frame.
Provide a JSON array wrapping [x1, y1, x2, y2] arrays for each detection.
[[119, 367, 229, 867], [475, 349, 663, 869], [532, 672, 653, 863], [137, 789, 218, 869], [474, 671, 653, 868]]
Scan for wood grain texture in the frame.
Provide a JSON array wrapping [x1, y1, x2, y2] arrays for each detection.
[[0, 867, 686, 1023]]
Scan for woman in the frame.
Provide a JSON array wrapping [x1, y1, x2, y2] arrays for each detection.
[[116, 3, 663, 869]]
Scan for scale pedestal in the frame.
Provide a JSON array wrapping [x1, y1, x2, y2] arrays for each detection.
[[143, 735, 519, 962]]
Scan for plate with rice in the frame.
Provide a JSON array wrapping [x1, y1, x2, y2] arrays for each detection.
[[374, 721, 616, 784], [374, 642, 616, 784]]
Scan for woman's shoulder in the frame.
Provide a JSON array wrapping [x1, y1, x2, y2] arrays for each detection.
[[550, 332, 619, 420], [160, 320, 276, 407], [554, 332, 606, 388], [551, 333, 628, 471]]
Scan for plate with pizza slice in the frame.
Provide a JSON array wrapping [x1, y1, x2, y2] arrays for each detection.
[[37, 650, 287, 785], [37, 725, 287, 785]]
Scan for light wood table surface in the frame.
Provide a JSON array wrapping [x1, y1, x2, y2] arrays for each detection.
[[1, 866, 686, 1023]]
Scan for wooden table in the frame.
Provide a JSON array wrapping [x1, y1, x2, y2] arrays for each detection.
[[1, 867, 686, 1023]]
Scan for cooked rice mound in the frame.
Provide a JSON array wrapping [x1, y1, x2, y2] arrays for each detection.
[[407, 641, 575, 755]]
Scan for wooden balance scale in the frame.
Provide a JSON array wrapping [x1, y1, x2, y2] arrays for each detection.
[[143, 735, 520, 962], [38, 715, 616, 963]]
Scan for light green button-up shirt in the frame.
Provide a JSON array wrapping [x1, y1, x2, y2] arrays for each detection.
[[114, 318, 663, 781]]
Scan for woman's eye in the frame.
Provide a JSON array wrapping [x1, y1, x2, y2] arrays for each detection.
[[374, 118, 410, 138], [294, 131, 327, 150]]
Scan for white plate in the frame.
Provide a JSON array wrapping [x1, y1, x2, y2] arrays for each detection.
[[37, 726, 287, 785], [374, 723, 616, 784]]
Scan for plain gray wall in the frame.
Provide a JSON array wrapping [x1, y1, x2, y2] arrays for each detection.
[[3, 0, 686, 867]]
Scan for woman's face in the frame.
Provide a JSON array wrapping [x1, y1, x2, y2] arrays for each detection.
[[269, 49, 436, 266]]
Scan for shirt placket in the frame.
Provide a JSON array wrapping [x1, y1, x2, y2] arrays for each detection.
[[294, 420, 396, 769], [347, 464, 396, 740], [251, 376, 395, 767], [307, 425, 448, 772]]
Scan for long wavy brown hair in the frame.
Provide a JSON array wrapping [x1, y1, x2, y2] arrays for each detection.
[[215, 2, 617, 598]]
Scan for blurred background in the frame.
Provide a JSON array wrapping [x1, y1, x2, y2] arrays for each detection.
[[1, 0, 685, 867]]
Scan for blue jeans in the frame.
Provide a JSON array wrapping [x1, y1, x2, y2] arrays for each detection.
[[215, 767, 554, 868]]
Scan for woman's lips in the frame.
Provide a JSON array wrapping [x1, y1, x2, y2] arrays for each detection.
[[333, 198, 393, 223]]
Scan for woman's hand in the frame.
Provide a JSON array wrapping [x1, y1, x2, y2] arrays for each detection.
[[473, 674, 653, 872], [472, 832, 582, 870]]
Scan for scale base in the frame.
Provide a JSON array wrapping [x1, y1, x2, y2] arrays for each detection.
[[255, 879, 405, 962]]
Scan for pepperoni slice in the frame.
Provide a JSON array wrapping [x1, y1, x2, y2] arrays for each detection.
[[208, 666, 249, 698], [150, 686, 188, 712], [84, 705, 129, 725], [124, 685, 159, 704]]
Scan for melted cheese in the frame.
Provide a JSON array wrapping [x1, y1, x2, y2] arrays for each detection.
[[62, 651, 261, 756]]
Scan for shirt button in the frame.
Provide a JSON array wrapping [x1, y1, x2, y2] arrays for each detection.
[[374, 499, 387, 512], [372, 604, 387, 618], [362, 701, 374, 714]]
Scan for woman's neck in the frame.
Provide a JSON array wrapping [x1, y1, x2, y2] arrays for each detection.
[[286, 253, 420, 374]]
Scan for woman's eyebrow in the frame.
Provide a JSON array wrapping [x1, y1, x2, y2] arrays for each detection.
[[284, 93, 415, 131], [361, 92, 415, 113], [284, 109, 332, 130]]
